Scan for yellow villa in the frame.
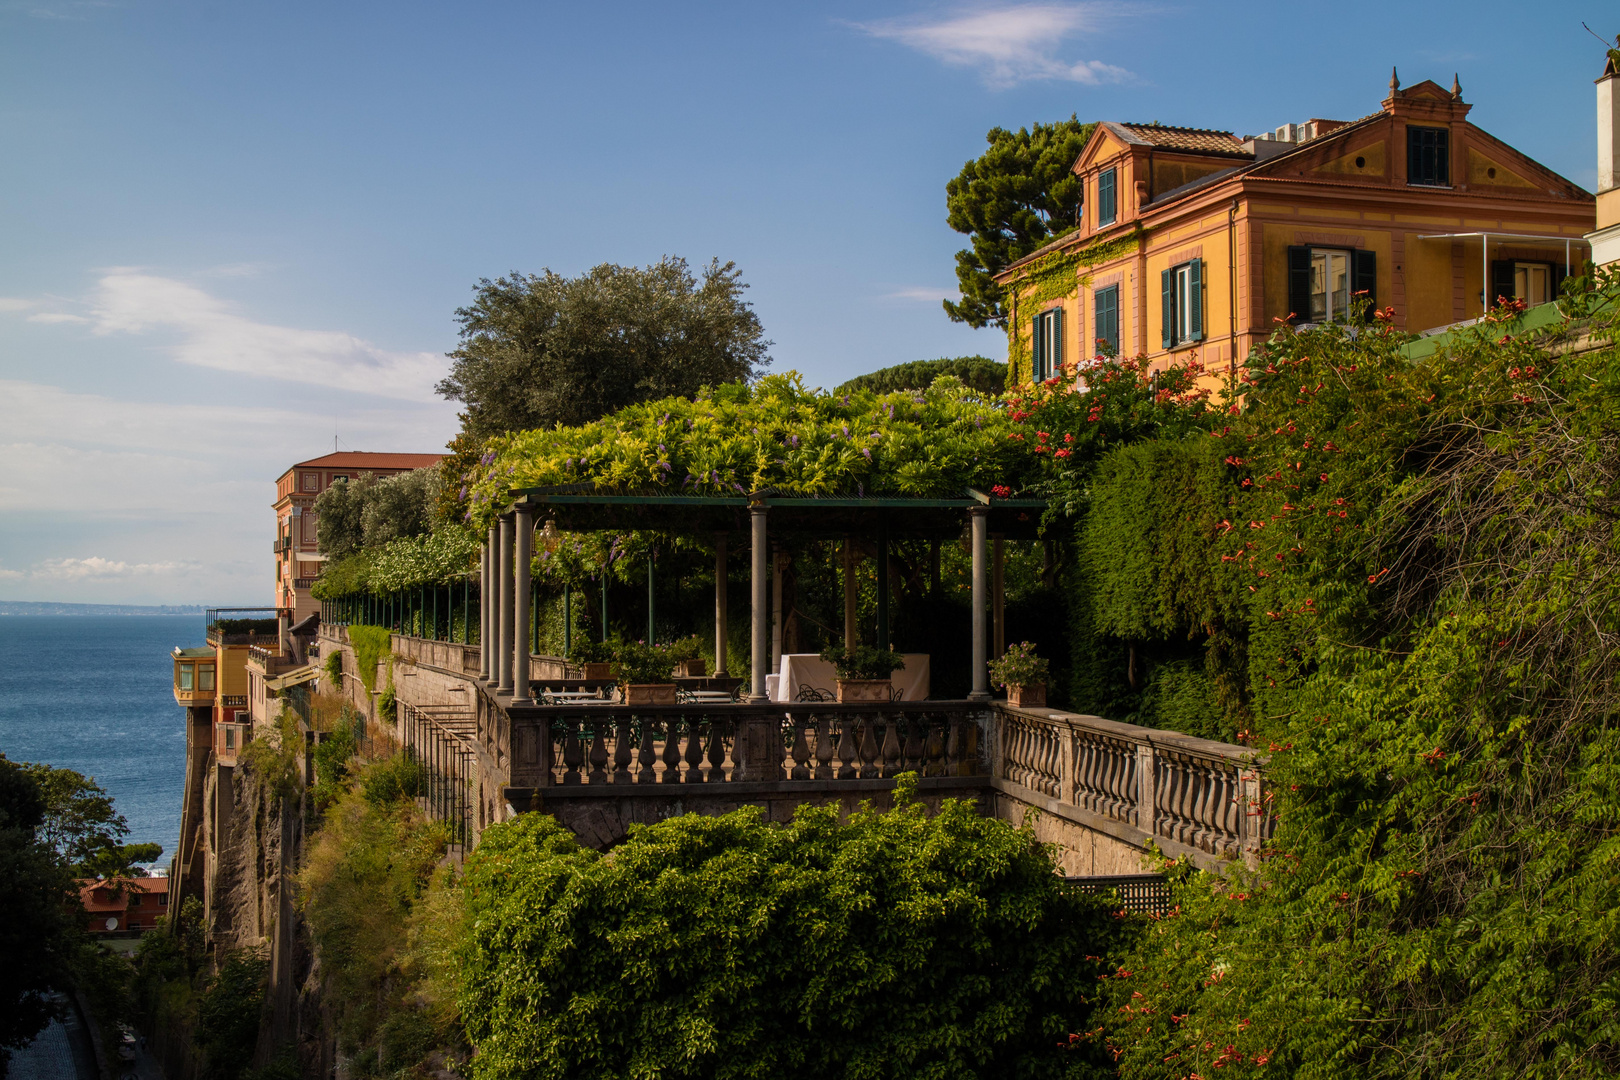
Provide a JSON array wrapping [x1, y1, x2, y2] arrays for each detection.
[[997, 72, 1596, 385]]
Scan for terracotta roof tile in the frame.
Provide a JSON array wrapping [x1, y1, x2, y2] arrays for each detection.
[[1116, 123, 1247, 155], [288, 452, 445, 471]]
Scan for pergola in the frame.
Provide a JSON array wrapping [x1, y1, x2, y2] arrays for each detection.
[[477, 486, 1046, 707]]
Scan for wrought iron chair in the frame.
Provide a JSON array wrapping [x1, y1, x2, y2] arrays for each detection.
[[796, 683, 835, 703]]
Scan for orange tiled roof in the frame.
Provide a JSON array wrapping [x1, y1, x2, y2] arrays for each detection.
[[289, 452, 445, 471], [78, 876, 168, 912], [1114, 123, 1247, 155]]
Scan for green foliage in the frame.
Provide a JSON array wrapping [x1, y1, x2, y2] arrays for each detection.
[[988, 641, 1050, 688], [436, 257, 772, 441], [298, 781, 455, 1075], [323, 648, 343, 690], [361, 752, 428, 808], [0, 756, 74, 1063], [194, 948, 268, 1080], [608, 639, 675, 685], [239, 711, 301, 803], [1001, 232, 1143, 383], [311, 725, 357, 811], [834, 356, 1007, 397], [455, 787, 1120, 1080], [312, 524, 478, 598], [944, 116, 1096, 329], [348, 626, 391, 695], [465, 371, 1024, 527], [209, 617, 280, 636], [315, 469, 443, 561], [566, 638, 614, 665], [817, 644, 905, 680], [1081, 284, 1620, 1076]]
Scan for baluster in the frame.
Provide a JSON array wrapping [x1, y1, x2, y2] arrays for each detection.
[[902, 717, 925, 772], [562, 725, 583, 785], [637, 722, 657, 784], [836, 717, 859, 780], [944, 718, 962, 774], [1043, 725, 1061, 796], [706, 718, 728, 781], [881, 716, 902, 777], [1076, 738, 1096, 810], [1218, 766, 1239, 854], [683, 717, 706, 782], [924, 718, 945, 777], [613, 719, 633, 784], [859, 718, 882, 779], [813, 716, 834, 780], [659, 719, 682, 784], [789, 717, 811, 780], [1174, 757, 1195, 845], [1009, 719, 1028, 786], [587, 726, 609, 783]]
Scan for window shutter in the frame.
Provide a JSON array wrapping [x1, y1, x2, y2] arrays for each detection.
[[1489, 260, 1515, 309], [1188, 259, 1204, 341], [1161, 269, 1173, 349], [1353, 250, 1377, 314], [1287, 246, 1311, 324], [1552, 262, 1568, 302], [1053, 307, 1064, 373], [1031, 314, 1044, 382]]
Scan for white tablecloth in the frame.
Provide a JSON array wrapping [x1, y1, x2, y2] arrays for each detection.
[[770, 653, 931, 702]]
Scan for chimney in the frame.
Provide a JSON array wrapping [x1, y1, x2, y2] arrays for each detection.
[[1589, 51, 1620, 267]]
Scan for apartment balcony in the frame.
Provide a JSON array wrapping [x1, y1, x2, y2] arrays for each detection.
[[171, 646, 216, 707], [205, 607, 281, 647]]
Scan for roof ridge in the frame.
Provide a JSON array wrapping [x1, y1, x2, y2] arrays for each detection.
[[1120, 121, 1237, 136]]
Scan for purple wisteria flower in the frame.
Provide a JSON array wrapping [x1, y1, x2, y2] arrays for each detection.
[[788, 434, 799, 447], [458, 486, 467, 500], [861, 448, 871, 460], [841, 424, 850, 438]]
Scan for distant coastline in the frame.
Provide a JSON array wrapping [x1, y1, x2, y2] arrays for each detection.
[[0, 601, 206, 616]]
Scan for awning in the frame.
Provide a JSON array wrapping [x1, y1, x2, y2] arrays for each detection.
[[266, 666, 319, 692], [1417, 231, 1589, 276]]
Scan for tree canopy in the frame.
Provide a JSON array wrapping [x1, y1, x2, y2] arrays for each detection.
[[436, 257, 772, 441], [314, 469, 441, 561], [944, 117, 1095, 329], [834, 355, 1007, 397]]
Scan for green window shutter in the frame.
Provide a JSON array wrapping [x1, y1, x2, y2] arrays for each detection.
[[1353, 249, 1377, 313], [1188, 259, 1204, 341], [1031, 314, 1043, 382], [1098, 169, 1117, 226], [1053, 306, 1064, 373], [1161, 269, 1173, 349], [1490, 260, 1515, 309], [1094, 285, 1118, 355], [1287, 246, 1312, 324]]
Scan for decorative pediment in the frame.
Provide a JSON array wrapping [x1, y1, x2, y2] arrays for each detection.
[[1071, 125, 1134, 174], [1401, 79, 1455, 101]]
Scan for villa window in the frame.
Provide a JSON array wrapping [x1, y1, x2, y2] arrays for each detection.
[[1031, 307, 1064, 381], [198, 664, 215, 691], [1288, 246, 1376, 323], [1093, 285, 1119, 356], [1160, 259, 1204, 348], [1490, 260, 1559, 308], [1407, 126, 1450, 186], [224, 726, 235, 750], [1097, 168, 1117, 227], [178, 663, 194, 691]]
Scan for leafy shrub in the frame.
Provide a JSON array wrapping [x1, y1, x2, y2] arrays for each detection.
[[361, 752, 428, 807], [609, 639, 674, 685], [834, 356, 1007, 397], [455, 779, 1119, 1080], [322, 649, 343, 690], [818, 644, 905, 680], [194, 948, 268, 1080], [311, 725, 357, 811], [347, 625, 391, 695]]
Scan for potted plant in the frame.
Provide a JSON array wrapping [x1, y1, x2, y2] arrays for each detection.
[[568, 640, 614, 680], [820, 645, 905, 702], [613, 640, 678, 705], [668, 635, 706, 678], [989, 642, 1050, 708]]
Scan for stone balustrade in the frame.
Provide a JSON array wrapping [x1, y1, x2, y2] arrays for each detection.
[[990, 705, 1270, 868]]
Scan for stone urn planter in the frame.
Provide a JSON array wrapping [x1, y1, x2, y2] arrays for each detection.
[[623, 683, 679, 705], [836, 679, 893, 703], [1006, 683, 1047, 708], [675, 658, 707, 678], [581, 662, 612, 679]]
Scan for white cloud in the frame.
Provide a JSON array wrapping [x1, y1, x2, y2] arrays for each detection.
[[26, 311, 90, 324], [849, 3, 1132, 88], [32, 556, 193, 580], [885, 286, 961, 302], [79, 270, 446, 401], [0, 298, 32, 312]]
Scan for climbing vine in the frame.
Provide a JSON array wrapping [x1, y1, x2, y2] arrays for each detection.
[[1004, 229, 1143, 383]]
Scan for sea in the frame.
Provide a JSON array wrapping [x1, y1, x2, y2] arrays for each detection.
[[0, 615, 200, 867]]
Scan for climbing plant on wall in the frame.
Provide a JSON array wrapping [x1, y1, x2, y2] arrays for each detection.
[[1002, 229, 1143, 384]]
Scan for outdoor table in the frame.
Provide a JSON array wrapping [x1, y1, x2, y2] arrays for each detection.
[[769, 653, 930, 702]]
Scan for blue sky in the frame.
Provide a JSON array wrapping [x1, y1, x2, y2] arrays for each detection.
[[0, 0, 1611, 604]]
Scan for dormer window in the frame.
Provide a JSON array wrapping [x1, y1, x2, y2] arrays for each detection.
[[1407, 126, 1450, 186], [1097, 168, 1118, 227]]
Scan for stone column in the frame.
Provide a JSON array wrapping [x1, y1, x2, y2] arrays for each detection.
[[713, 534, 728, 677], [483, 528, 496, 685], [512, 506, 533, 706], [992, 536, 1006, 660], [497, 514, 514, 694], [968, 506, 989, 700], [748, 504, 769, 703]]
